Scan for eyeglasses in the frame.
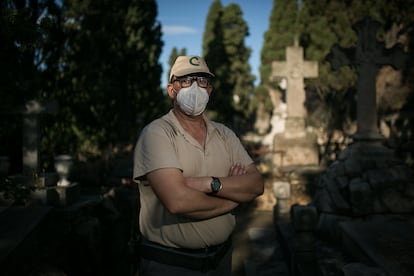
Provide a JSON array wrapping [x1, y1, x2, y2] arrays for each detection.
[[173, 76, 211, 88]]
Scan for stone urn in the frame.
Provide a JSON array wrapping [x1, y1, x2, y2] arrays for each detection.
[[54, 155, 73, 187]]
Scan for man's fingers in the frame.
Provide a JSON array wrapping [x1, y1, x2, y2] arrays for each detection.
[[228, 163, 247, 176]]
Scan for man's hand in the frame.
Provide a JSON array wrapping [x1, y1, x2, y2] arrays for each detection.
[[228, 162, 247, 176], [184, 162, 247, 193], [146, 168, 239, 219]]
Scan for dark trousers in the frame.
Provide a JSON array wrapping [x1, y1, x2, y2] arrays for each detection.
[[138, 246, 232, 276]]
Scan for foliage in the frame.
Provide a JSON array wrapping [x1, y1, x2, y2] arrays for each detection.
[[49, 0, 164, 159], [259, 0, 299, 87], [0, 176, 33, 205], [251, 0, 299, 129], [298, 0, 358, 131], [203, 0, 254, 131], [256, 0, 413, 135], [1, 0, 166, 172], [167, 47, 187, 82], [251, 85, 274, 113], [1, 0, 413, 173], [0, 0, 43, 105], [0, 0, 63, 172], [203, 0, 231, 123], [221, 4, 255, 123], [299, 0, 413, 133]]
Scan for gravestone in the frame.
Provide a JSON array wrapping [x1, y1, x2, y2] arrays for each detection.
[[20, 100, 58, 180], [326, 18, 407, 142], [308, 17, 413, 276], [2, 99, 81, 206], [270, 39, 318, 135], [315, 17, 410, 216], [269, 40, 320, 169]]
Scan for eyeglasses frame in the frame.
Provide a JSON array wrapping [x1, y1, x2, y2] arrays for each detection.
[[172, 76, 212, 88]]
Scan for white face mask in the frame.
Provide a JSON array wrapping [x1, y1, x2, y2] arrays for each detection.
[[176, 82, 209, 116]]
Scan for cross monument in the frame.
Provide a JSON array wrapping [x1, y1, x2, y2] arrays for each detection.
[[269, 40, 320, 168], [326, 17, 407, 141], [270, 39, 318, 134], [20, 100, 58, 178]]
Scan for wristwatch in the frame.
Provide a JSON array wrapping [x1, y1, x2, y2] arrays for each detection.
[[210, 177, 222, 194]]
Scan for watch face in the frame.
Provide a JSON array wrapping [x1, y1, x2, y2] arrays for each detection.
[[211, 177, 222, 193]]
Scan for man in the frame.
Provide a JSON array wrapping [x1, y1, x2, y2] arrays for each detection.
[[133, 55, 264, 275]]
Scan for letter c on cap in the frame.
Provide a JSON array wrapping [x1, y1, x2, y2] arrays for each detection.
[[189, 57, 200, 66]]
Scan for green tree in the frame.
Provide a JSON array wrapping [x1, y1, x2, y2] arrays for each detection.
[[161, 47, 187, 106], [298, 0, 356, 133], [168, 47, 186, 82], [259, 0, 299, 87], [40, 0, 165, 161], [251, 0, 299, 130], [300, 0, 357, 93], [298, 0, 413, 165], [203, 0, 230, 123], [203, 1, 254, 131], [221, 4, 255, 126], [0, 0, 63, 173], [298, 0, 413, 131]]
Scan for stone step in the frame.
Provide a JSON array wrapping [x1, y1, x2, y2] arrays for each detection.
[[0, 206, 52, 271], [243, 227, 290, 276], [340, 215, 414, 276], [276, 222, 321, 276]]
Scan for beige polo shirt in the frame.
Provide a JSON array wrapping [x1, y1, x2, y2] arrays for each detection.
[[133, 109, 254, 249]]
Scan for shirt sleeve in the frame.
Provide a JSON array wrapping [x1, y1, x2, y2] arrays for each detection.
[[216, 123, 254, 167], [133, 120, 182, 180]]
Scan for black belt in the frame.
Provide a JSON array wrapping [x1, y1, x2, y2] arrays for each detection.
[[139, 237, 232, 272]]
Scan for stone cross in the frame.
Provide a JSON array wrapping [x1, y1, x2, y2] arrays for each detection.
[[270, 39, 319, 121], [20, 100, 58, 177], [326, 17, 407, 141]]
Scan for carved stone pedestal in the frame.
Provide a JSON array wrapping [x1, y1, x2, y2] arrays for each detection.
[[32, 182, 81, 207], [54, 183, 80, 207], [272, 131, 319, 169]]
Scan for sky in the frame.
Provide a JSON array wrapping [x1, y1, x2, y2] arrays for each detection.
[[156, 0, 274, 87]]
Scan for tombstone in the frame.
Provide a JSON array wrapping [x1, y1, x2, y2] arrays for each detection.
[[19, 99, 58, 180], [326, 18, 407, 142], [315, 16, 411, 214], [270, 39, 318, 135], [309, 17, 414, 276], [5, 99, 79, 206], [269, 40, 320, 169], [319, 16, 409, 213]]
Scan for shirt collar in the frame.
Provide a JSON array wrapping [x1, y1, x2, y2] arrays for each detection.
[[165, 109, 218, 137]]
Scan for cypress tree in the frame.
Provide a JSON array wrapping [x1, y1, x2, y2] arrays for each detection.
[[252, 0, 299, 126], [168, 47, 186, 82], [221, 3, 255, 129], [203, 0, 231, 123], [0, 0, 63, 172], [259, 0, 298, 87], [203, 1, 254, 130], [42, 0, 165, 159]]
